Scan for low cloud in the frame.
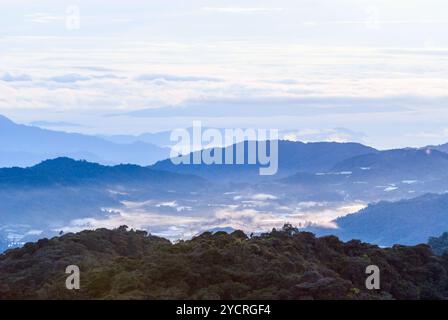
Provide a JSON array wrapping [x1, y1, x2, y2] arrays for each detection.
[[281, 127, 366, 143], [1, 73, 32, 82], [73, 66, 117, 72], [24, 13, 65, 24], [58, 200, 366, 241], [29, 120, 87, 128], [124, 95, 423, 118], [135, 74, 221, 82], [48, 74, 91, 83], [250, 194, 278, 201], [201, 7, 284, 14], [58, 210, 204, 240]]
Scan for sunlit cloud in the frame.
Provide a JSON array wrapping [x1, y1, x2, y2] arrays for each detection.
[[24, 13, 65, 24], [201, 7, 284, 14], [58, 200, 366, 241], [1, 0, 448, 148]]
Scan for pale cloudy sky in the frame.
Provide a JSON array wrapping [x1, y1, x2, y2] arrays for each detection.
[[1, 0, 448, 148]]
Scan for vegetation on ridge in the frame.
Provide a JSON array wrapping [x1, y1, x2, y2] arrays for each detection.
[[1, 224, 448, 300]]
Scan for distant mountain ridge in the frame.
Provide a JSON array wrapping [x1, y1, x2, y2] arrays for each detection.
[[331, 148, 448, 178], [152, 140, 378, 181], [0, 115, 169, 167], [0, 157, 209, 241], [281, 147, 448, 201], [426, 143, 448, 154], [0, 157, 205, 187], [311, 193, 448, 246], [4, 114, 448, 253]]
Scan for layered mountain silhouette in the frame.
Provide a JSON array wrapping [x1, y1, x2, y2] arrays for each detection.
[[281, 148, 448, 201], [0, 115, 169, 167], [312, 193, 448, 246], [3, 114, 448, 252], [0, 157, 204, 187], [426, 143, 448, 154], [331, 148, 448, 179], [152, 140, 377, 181], [0, 158, 207, 235]]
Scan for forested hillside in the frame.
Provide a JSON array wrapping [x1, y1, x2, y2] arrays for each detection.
[[1, 225, 447, 300]]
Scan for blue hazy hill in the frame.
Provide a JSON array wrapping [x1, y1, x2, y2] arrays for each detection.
[[280, 147, 448, 201], [152, 140, 378, 181], [312, 193, 448, 246], [332, 148, 448, 177], [0, 158, 208, 241], [0, 115, 169, 167], [0, 157, 205, 187], [0, 233, 8, 253]]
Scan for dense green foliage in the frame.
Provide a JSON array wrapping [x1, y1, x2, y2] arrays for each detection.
[[1, 225, 448, 300]]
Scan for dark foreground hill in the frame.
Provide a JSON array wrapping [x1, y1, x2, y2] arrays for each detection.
[[1, 225, 448, 300]]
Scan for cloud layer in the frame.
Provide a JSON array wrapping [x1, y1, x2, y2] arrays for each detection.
[[1, 1, 448, 148]]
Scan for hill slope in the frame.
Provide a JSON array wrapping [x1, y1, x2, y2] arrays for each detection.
[[331, 148, 448, 179], [0, 158, 207, 236], [1, 225, 447, 300], [0, 157, 205, 187], [281, 148, 448, 201], [312, 193, 448, 246], [152, 140, 377, 181]]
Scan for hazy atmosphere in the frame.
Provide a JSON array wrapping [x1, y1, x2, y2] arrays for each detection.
[[2, 0, 448, 148], [2, 0, 448, 302]]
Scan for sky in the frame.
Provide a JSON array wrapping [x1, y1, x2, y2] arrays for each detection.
[[1, 0, 448, 149]]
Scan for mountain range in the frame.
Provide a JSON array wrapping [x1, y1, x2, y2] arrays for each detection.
[[2, 148, 448, 249], [0, 115, 169, 167], [3, 114, 448, 251], [0, 157, 204, 187], [426, 143, 448, 154], [152, 140, 377, 182], [281, 148, 448, 202], [311, 193, 448, 246], [0, 157, 208, 239]]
